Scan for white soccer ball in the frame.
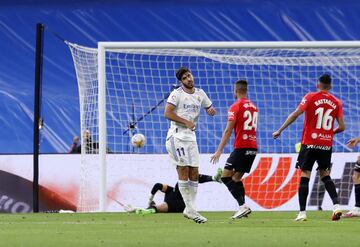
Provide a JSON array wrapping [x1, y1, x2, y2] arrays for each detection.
[[131, 133, 146, 148]]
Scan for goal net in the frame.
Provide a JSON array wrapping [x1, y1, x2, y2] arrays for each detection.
[[68, 41, 360, 212]]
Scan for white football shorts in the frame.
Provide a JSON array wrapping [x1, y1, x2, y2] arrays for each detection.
[[165, 136, 199, 167]]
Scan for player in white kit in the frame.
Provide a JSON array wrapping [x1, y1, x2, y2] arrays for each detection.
[[165, 67, 216, 223]]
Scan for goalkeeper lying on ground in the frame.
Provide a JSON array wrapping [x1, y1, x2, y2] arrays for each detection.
[[136, 169, 222, 214]]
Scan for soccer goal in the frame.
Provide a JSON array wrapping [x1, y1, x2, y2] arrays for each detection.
[[68, 41, 360, 212]]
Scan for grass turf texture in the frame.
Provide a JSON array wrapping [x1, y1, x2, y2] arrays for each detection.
[[0, 211, 358, 247]]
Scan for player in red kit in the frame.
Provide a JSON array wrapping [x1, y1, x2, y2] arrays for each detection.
[[273, 74, 345, 221], [211, 80, 258, 219]]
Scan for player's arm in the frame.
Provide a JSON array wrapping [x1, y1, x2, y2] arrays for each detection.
[[334, 102, 345, 135], [273, 108, 303, 139], [201, 90, 216, 116], [205, 105, 216, 116], [334, 116, 345, 134], [347, 136, 360, 149], [150, 183, 168, 195], [164, 103, 195, 130], [148, 183, 168, 206], [210, 120, 235, 164]]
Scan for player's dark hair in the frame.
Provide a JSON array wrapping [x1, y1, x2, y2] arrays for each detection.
[[176, 67, 191, 81], [318, 74, 332, 90], [319, 74, 332, 84], [235, 80, 248, 93]]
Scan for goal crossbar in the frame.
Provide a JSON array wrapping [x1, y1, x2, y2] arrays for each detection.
[[98, 41, 360, 49]]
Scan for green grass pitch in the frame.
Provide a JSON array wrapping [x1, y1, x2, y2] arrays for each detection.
[[0, 211, 358, 247]]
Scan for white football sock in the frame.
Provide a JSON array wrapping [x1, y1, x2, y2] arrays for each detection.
[[188, 180, 199, 210], [178, 180, 193, 211]]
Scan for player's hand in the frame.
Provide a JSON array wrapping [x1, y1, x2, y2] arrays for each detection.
[[206, 107, 216, 116], [272, 130, 281, 139], [147, 195, 155, 207], [210, 150, 222, 164], [347, 137, 360, 149], [185, 121, 196, 131]]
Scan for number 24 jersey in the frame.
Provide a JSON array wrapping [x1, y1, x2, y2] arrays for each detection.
[[228, 98, 258, 149]]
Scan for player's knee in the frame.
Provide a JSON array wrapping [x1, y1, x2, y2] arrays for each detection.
[[232, 172, 244, 182], [231, 177, 241, 183]]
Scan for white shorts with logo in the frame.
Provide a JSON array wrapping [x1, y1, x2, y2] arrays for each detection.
[[165, 136, 200, 167]]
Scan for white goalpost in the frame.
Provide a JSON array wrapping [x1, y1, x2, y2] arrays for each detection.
[[68, 41, 360, 212]]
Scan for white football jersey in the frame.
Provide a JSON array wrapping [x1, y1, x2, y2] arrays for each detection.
[[166, 87, 212, 141]]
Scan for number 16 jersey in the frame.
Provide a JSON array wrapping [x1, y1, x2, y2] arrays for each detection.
[[228, 98, 258, 149], [298, 91, 343, 147]]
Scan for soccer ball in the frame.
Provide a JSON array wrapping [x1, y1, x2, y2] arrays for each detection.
[[131, 133, 146, 148]]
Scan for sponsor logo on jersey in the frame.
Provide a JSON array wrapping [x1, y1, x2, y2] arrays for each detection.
[[311, 133, 318, 139], [183, 104, 200, 110], [243, 134, 248, 140], [248, 134, 257, 140], [306, 145, 331, 150], [228, 111, 235, 118], [318, 133, 332, 140]]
